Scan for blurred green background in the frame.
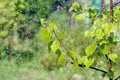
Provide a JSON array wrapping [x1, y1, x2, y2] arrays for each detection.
[[0, 0, 120, 80]]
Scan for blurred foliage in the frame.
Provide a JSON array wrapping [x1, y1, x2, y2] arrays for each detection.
[[0, 0, 120, 80]]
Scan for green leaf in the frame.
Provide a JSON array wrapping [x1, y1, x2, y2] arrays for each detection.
[[70, 51, 77, 60], [107, 71, 114, 78], [84, 31, 90, 37], [102, 23, 112, 34], [57, 53, 64, 66], [59, 31, 65, 40], [84, 58, 94, 68], [49, 22, 56, 30], [93, 19, 101, 27], [109, 54, 117, 62], [75, 13, 86, 21], [51, 40, 60, 52], [108, 36, 113, 43], [100, 40, 108, 45], [48, 41, 53, 52], [72, 1, 79, 7], [78, 56, 87, 64], [91, 31, 95, 38], [40, 19, 45, 25], [96, 29, 104, 40], [69, 6, 74, 12], [100, 45, 109, 54], [102, 73, 106, 78], [85, 42, 97, 56], [73, 59, 78, 68], [0, 31, 8, 38], [40, 28, 52, 43]]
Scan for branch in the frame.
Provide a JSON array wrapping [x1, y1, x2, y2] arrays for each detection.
[[71, 62, 108, 74], [52, 30, 71, 57], [52, 29, 108, 74], [115, 76, 120, 80], [113, 2, 120, 7]]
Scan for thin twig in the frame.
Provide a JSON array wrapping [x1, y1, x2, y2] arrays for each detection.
[[52, 29, 108, 74], [113, 2, 120, 7], [115, 76, 120, 80], [71, 62, 108, 74]]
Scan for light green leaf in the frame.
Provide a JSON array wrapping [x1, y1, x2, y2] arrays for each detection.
[[57, 53, 64, 66], [84, 30, 90, 37], [72, 2, 79, 7], [91, 31, 95, 38], [85, 42, 97, 56], [40, 19, 45, 25], [51, 40, 60, 52], [100, 41, 108, 45], [59, 31, 65, 40], [75, 13, 86, 21], [93, 19, 101, 26], [69, 6, 74, 12], [0, 31, 8, 38], [109, 54, 117, 62], [78, 56, 87, 64], [85, 58, 94, 68], [73, 59, 78, 68], [102, 23, 112, 34], [70, 51, 77, 60], [96, 29, 104, 40], [102, 14, 107, 21], [100, 45, 109, 54], [40, 28, 52, 43], [49, 22, 56, 30]]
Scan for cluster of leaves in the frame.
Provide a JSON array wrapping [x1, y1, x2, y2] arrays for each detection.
[[40, 19, 65, 66], [0, 0, 28, 38], [69, 1, 120, 78], [40, 1, 120, 79]]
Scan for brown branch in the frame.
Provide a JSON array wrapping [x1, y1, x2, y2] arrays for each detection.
[[101, 0, 105, 12], [110, 0, 113, 22], [108, 0, 113, 80], [8, 43, 12, 60]]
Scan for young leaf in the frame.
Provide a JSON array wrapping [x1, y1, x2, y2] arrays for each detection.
[[51, 40, 60, 52], [59, 31, 65, 40], [49, 22, 56, 30], [109, 54, 117, 62], [84, 31, 90, 37], [96, 29, 104, 40], [85, 42, 97, 56], [73, 59, 78, 68], [70, 51, 77, 60], [40, 19, 45, 25], [69, 6, 74, 12], [40, 28, 52, 43], [0, 31, 8, 38], [84, 58, 94, 68], [102, 23, 112, 34], [100, 45, 109, 54], [78, 56, 87, 64], [48, 41, 53, 53], [57, 53, 64, 66], [75, 13, 86, 21]]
